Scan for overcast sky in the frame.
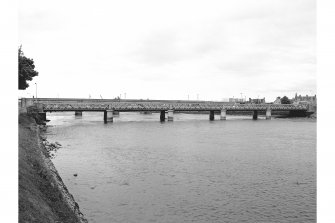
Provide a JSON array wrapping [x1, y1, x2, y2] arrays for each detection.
[[18, 0, 316, 101]]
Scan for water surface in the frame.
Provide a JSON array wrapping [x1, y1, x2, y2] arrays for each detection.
[[46, 112, 316, 223]]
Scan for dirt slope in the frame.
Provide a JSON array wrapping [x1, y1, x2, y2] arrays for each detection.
[[19, 113, 88, 223]]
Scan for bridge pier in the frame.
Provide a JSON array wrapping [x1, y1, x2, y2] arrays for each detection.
[[167, 110, 174, 121], [266, 108, 271, 120], [104, 109, 114, 123], [253, 110, 258, 120], [209, 110, 215, 121], [160, 110, 166, 122], [220, 109, 227, 120], [75, 111, 82, 116], [38, 112, 47, 121]]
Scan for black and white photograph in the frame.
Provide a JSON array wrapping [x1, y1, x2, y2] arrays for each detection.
[[4, 0, 331, 222]]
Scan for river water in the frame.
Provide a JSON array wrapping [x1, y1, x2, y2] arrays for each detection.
[[45, 112, 316, 223]]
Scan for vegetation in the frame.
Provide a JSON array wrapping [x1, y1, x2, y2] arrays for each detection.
[[19, 114, 87, 223], [280, 96, 291, 104], [19, 46, 38, 90]]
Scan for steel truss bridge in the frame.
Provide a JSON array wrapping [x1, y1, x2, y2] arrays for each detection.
[[20, 98, 308, 122], [42, 102, 307, 112]]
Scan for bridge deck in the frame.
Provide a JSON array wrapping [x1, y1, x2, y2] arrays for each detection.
[[42, 102, 307, 112]]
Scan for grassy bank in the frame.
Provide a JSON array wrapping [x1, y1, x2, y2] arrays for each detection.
[[19, 113, 88, 223]]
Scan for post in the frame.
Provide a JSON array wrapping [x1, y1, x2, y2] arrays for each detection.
[[160, 110, 166, 122], [253, 110, 258, 120], [75, 111, 82, 116], [104, 109, 114, 123], [167, 109, 174, 121], [220, 108, 227, 120], [266, 107, 271, 120], [209, 110, 215, 121], [21, 98, 25, 108], [35, 83, 37, 103]]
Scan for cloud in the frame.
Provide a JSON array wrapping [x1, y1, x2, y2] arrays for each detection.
[[18, 0, 316, 100], [133, 29, 182, 66]]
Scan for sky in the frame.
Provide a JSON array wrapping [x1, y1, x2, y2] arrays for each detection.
[[18, 0, 316, 102]]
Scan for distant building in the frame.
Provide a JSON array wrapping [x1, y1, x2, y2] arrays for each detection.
[[292, 93, 317, 104], [229, 98, 245, 103], [273, 97, 281, 104], [248, 98, 265, 104]]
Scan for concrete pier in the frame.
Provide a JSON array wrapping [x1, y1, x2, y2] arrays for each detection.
[[104, 109, 114, 123], [266, 108, 271, 120], [167, 110, 174, 121], [75, 111, 82, 116], [220, 109, 227, 120], [160, 110, 166, 122], [209, 110, 215, 121], [253, 110, 258, 120]]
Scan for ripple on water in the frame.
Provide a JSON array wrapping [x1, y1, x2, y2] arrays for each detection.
[[47, 113, 316, 223]]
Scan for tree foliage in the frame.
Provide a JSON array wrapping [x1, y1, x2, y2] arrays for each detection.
[[280, 96, 291, 104], [19, 46, 38, 90]]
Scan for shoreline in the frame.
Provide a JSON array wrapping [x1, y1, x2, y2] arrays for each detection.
[[19, 113, 88, 223]]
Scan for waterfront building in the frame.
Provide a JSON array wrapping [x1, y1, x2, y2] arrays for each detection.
[[273, 97, 281, 104], [292, 93, 317, 105]]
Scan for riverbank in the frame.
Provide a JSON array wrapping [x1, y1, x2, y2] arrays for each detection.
[[19, 113, 88, 223]]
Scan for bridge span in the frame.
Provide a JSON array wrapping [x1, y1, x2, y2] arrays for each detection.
[[20, 98, 308, 122]]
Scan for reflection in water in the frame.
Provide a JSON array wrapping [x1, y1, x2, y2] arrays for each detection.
[[46, 112, 316, 223]]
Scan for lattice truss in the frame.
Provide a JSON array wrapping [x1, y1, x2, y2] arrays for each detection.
[[43, 102, 307, 112]]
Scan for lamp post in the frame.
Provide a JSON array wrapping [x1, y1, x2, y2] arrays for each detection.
[[35, 83, 37, 103]]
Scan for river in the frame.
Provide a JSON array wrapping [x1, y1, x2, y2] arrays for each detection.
[[45, 112, 316, 223]]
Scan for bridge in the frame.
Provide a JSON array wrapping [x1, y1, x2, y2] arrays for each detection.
[[20, 98, 308, 122]]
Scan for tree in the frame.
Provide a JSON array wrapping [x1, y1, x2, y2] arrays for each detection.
[[18, 46, 38, 90], [280, 96, 291, 104]]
